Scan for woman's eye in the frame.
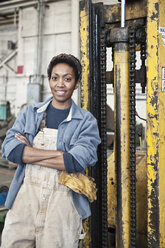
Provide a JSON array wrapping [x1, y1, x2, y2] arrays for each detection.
[[52, 76, 58, 81], [64, 77, 71, 82]]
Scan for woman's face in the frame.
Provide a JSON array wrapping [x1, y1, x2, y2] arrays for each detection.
[[49, 63, 80, 109]]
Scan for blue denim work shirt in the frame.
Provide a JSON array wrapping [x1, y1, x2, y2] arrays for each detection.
[[2, 97, 101, 220]]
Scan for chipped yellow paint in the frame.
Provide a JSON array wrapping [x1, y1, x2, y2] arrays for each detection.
[[107, 151, 147, 247], [80, 5, 90, 248], [158, 0, 165, 246], [147, 0, 159, 244], [80, 8, 90, 111], [104, 1, 147, 24], [107, 152, 116, 228], [114, 46, 130, 248], [82, 218, 91, 247], [147, 0, 165, 246]]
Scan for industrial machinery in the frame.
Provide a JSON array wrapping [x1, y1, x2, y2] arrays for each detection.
[[79, 0, 165, 247], [0, 185, 9, 243]]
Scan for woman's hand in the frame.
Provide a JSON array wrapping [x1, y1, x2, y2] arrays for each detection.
[[15, 133, 30, 146]]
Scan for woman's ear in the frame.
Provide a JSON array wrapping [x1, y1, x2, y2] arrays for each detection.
[[75, 80, 81, 90]]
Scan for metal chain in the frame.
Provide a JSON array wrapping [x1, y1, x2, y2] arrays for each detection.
[[140, 41, 147, 93], [128, 26, 136, 248], [141, 42, 146, 65], [100, 29, 108, 248]]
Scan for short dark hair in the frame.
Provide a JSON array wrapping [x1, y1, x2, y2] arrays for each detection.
[[47, 53, 82, 82]]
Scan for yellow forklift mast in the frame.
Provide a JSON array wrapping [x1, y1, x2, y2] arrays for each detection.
[[79, 0, 165, 247]]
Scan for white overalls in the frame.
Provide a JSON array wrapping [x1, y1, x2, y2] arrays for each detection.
[[1, 128, 84, 248]]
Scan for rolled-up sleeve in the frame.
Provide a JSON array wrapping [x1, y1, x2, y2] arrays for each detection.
[[7, 143, 26, 165]]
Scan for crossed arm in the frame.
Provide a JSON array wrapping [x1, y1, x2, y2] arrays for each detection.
[[15, 133, 65, 171]]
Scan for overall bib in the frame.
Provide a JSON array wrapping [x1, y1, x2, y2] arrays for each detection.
[[1, 128, 84, 248]]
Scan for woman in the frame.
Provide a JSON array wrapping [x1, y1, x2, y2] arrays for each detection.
[[1, 54, 101, 248]]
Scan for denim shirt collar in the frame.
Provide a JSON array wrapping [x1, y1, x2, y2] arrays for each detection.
[[35, 96, 84, 121]]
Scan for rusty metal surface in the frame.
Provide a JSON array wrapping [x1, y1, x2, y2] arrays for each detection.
[[113, 41, 130, 248], [104, 1, 147, 24], [80, 0, 90, 112], [107, 151, 147, 247], [147, 0, 165, 247], [80, 1, 91, 247], [80, 1, 108, 247]]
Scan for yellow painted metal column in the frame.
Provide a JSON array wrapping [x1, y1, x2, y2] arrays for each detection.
[[79, 1, 91, 247], [147, 0, 165, 247], [80, 0, 90, 112], [110, 28, 130, 248]]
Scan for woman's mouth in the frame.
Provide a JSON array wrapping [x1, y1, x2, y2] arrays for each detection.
[[56, 90, 66, 96]]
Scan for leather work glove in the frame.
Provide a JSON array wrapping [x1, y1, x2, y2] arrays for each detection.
[[59, 171, 97, 203]]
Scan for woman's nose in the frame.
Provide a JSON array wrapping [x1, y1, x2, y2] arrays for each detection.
[[57, 78, 64, 87]]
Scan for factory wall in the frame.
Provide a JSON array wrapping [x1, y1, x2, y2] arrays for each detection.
[[0, 0, 78, 116]]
